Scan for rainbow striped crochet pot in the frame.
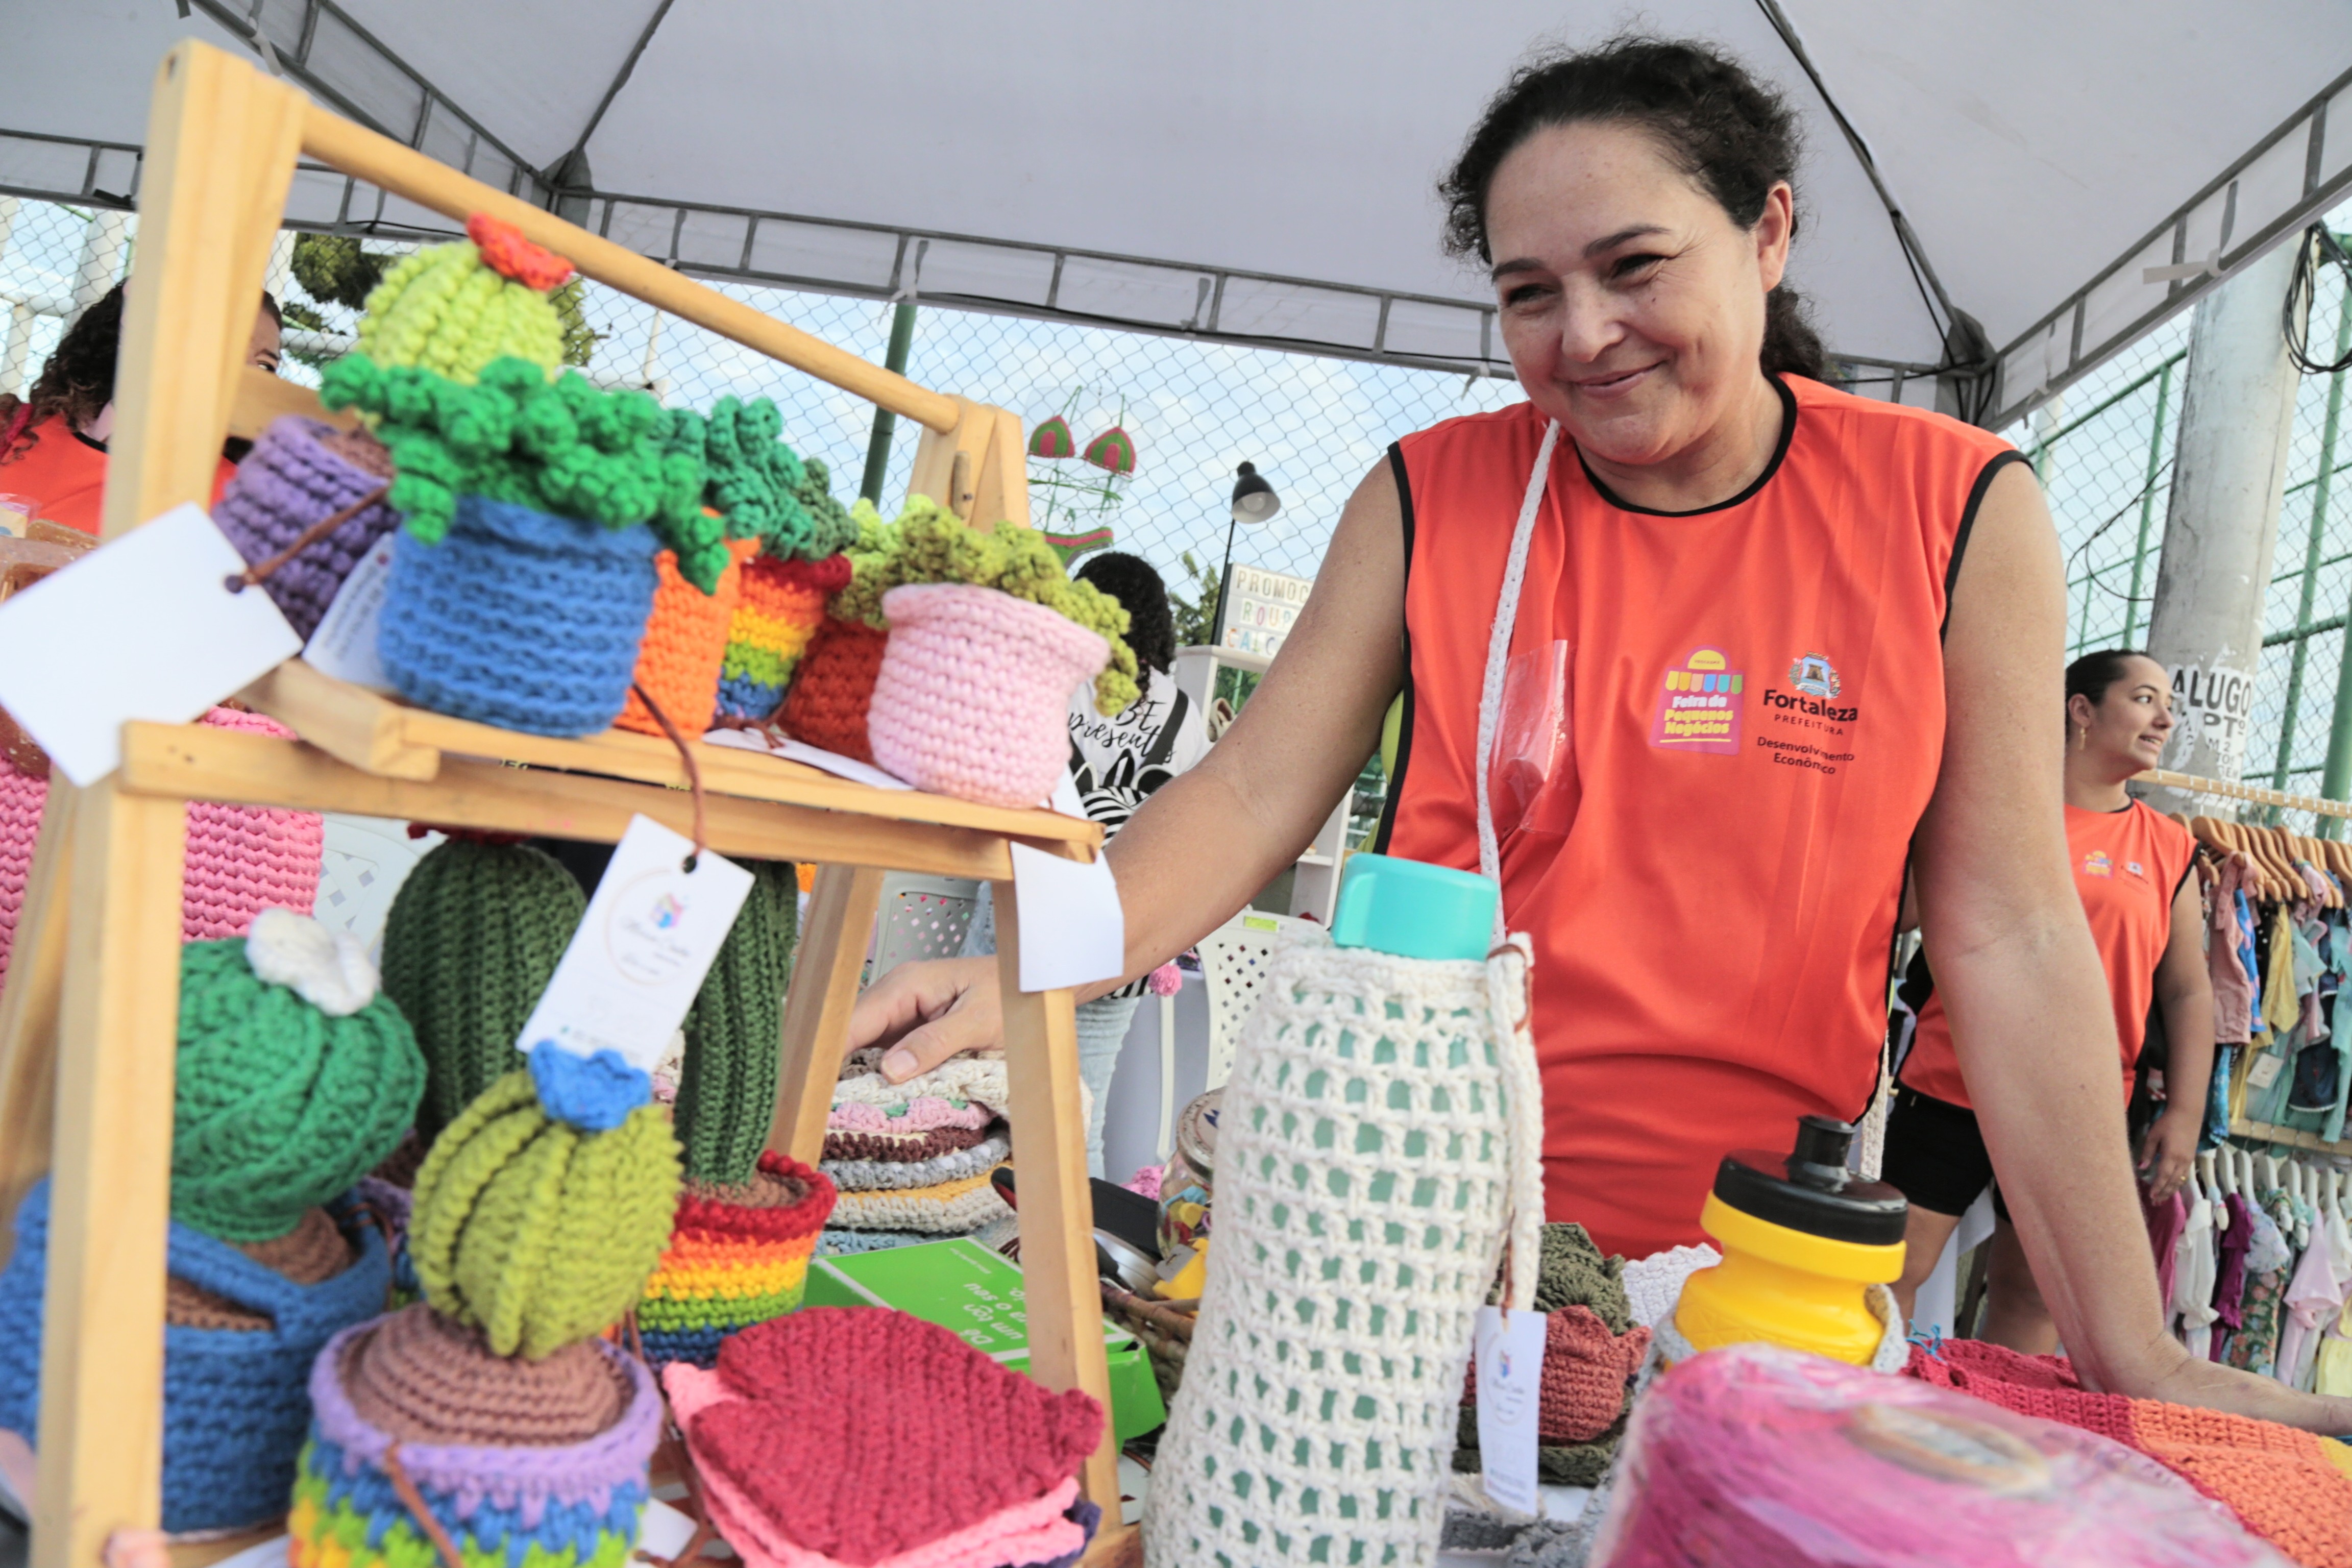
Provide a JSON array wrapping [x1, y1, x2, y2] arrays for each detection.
[[714, 553, 850, 724], [638, 1153, 835, 1369], [291, 1310, 662, 1568]]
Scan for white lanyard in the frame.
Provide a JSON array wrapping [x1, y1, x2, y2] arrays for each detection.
[[1471, 420, 1562, 947]]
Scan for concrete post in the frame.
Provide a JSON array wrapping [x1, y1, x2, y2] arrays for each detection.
[[2139, 242, 2305, 816]]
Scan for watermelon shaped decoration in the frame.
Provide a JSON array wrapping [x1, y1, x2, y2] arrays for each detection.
[[1082, 426, 1137, 476], [1044, 525, 1114, 567], [1028, 416, 1076, 459]]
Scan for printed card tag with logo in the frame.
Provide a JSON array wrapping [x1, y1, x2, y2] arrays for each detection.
[[302, 534, 396, 690], [1473, 1305, 1547, 1515], [516, 814, 754, 1073]]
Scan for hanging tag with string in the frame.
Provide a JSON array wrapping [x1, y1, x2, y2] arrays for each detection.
[[514, 813, 752, 1129]]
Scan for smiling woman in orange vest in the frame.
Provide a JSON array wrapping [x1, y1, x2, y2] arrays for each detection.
[[851, 36, 2351, 1430]]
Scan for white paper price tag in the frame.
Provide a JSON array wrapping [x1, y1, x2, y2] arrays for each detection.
[[0, 503, 301, 785], [302, 534, 396, 690], [516, 815, 754, 1072], [1008, 841, 1124, 992], [2248, 1052, 2284, 1090], [1473, 1305, 1548, 1516]]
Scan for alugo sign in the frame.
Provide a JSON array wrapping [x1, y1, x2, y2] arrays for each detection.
[[1218, 565, 1313, 658], [2165, 660, 2258, 783]]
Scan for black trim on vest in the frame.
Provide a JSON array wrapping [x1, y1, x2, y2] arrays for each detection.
[[1575, 375, 1799, 518], [1941, 449, 2030, 638], [1372, 442, 1416, 855]]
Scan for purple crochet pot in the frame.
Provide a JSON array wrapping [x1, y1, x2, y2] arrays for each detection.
[[215, 415, 402, 642]]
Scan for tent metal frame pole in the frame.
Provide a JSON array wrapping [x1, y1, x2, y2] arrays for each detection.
[[1991, 59, 2352, 430]]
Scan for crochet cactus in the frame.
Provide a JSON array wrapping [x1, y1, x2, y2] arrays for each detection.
[[834, 497, 1138, 714], [320, 353, 726, 589], [173, 933, 425, 1243], [355, 215, 569, 385], [675, 861, 800, 1188], [662, 399, 860, 564], [410, 1070, 681, 1360], [380, 838, 587, 1143]]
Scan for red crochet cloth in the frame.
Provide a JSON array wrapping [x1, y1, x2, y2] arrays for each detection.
[[1907, 1339, 2352, 1566], [1461, 1305, 1651, 1443], [685, 1307, 1100, 1564]]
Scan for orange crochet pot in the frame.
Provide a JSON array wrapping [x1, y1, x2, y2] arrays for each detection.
[[778, 616, 889, 763], [616, 538, 758, 739]]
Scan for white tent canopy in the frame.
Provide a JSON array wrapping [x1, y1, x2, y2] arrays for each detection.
[[5, 1, 2350, 425]]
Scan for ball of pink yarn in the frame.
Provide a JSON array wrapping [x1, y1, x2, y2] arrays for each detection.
[[180, 708, 324, 941], [866, 584, 1110, 809]]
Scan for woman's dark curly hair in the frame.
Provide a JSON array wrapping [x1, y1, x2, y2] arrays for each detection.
[[1074, 551, 1178, 702], [0, 284, 280, 462], [1439, 36, 1827, 380]]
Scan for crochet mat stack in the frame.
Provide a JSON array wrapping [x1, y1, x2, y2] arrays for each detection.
[[822, 1050, 1014, 1257], [663, 1308, 1103, 1568]]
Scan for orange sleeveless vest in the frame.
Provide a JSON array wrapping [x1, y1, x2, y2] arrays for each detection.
[[1380, 375, 2022, 1258]]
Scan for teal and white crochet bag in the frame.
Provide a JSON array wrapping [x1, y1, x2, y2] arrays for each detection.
[[1143, 938, 1544, 1567]]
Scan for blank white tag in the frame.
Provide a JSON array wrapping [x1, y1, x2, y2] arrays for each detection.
[[2249, 1052, 2284, 1089], [1009, 840, 1124, 992], [302, 533, 396, 690], [1474, 1305, 1547, 1516], [0, 503, 301, 785], [635, 1498, 699, 1561], [516, 815, 754, 1073]]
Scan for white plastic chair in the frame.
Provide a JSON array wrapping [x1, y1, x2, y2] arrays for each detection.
[[1196, 908, 1331, 1090], [870, 873, 981, 984]]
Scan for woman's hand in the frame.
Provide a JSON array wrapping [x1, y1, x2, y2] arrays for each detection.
[[2136, 1109, 2199, 1202], [2105, 1340, 2352, 1436], [847, 956, 1003, 1083]]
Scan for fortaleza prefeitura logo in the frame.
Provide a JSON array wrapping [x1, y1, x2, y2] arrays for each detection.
[[1766, 651, 1857, 722]]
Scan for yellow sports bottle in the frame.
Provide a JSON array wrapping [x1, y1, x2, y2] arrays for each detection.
[[1675, 1115, 1907, 1365]]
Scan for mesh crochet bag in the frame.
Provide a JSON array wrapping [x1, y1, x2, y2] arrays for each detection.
[[1143, 941, 1543, 1568]]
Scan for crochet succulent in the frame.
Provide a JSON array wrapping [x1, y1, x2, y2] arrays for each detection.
[[675, 861, 799, 1188], [661, 399, 860, 565], [173, 925, 426, 1243], [320, 353, 728, 589], [355, 215, 569, 385], [834, 497, 1139, 714], [410, 1069, 681, 1360], [380, 837, 587, 1143]]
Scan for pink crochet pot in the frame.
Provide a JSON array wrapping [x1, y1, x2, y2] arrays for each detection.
[[0, 708, 324, 989], [866, 584, 1109, 808]]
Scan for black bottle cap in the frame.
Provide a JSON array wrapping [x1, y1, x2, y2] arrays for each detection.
[[1711, 1114, 1908, 1247]]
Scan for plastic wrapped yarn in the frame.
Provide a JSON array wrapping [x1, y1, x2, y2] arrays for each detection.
[[1588, 1343, 2291, 1568]]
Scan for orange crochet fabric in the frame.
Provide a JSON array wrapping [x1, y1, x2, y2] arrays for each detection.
[[617, 538, 756, 739], [778, 616, 888, 764], [1908, 1339, 2352, 1565]]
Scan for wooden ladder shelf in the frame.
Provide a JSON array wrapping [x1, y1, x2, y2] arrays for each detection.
[[0, 39, 1134, 1568]]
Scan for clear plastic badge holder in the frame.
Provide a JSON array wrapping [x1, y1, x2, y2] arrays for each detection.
[[1486, 640, 1576, 842]]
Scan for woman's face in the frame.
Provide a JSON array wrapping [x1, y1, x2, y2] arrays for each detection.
[[2074, 656, 2174, 774], [1484, 120, 1791, 468]]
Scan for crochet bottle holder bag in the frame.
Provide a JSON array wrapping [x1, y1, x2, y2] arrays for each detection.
[[777, 614, 889, 762], [376, 493, 660, 738], [616, 537, 757, 739], [716, 553, 851, 724], [867, 584, 1111, 808], [291, 1304, 661, 1568], [0, 1180, 390, 1533], [213, 414, 402, 641], [638, 1153, 836, 1370], [1142, 941, 1545, 1568]]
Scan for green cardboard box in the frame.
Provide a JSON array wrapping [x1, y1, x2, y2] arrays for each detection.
[[802, 1238, 1167, 1442]]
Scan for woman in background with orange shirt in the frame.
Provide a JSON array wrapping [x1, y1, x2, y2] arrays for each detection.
[[0, 281, 281, 535], [850, 37, 2349, 1430]]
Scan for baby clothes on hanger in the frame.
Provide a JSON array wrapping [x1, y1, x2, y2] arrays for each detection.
[[2147, 1185, 2188, 1305], [2175, 1189, 2219, 1358], [2208, 857, 2257, 1045], [2210, 1189, 2256, 1361], [2276, 1202, 2344, 1390], [2225, 1185, 2296, 1377], [2265, 908, 2302, 1039]]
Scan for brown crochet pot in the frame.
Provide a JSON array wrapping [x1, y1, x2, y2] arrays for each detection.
[[166, 1206, 358, 1332], [778, 616, 888, 763], [340, 1303, 630, 1447]]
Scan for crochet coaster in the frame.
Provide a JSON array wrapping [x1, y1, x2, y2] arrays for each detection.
[[1909, 1338, 2352, 1564], [1457, 1222, 1644, 1487], [832, 1054, 1008, 1115], [826, 1096, 998, 1136], [825, 1167, 1011, 1235], [816, 1229, 948, 1257], [671, 1307, 1100, 1565], [823, 1122, 996, 1164], [339, 1303, 629, 1447], [824, 1132, 1010, 1193]]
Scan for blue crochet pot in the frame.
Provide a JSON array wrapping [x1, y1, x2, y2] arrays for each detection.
[[377, 495, 659, 738], [0, 1179, 390, 1533]]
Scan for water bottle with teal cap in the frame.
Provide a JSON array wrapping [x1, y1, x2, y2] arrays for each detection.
[[1330, 851, 1498, 961]]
